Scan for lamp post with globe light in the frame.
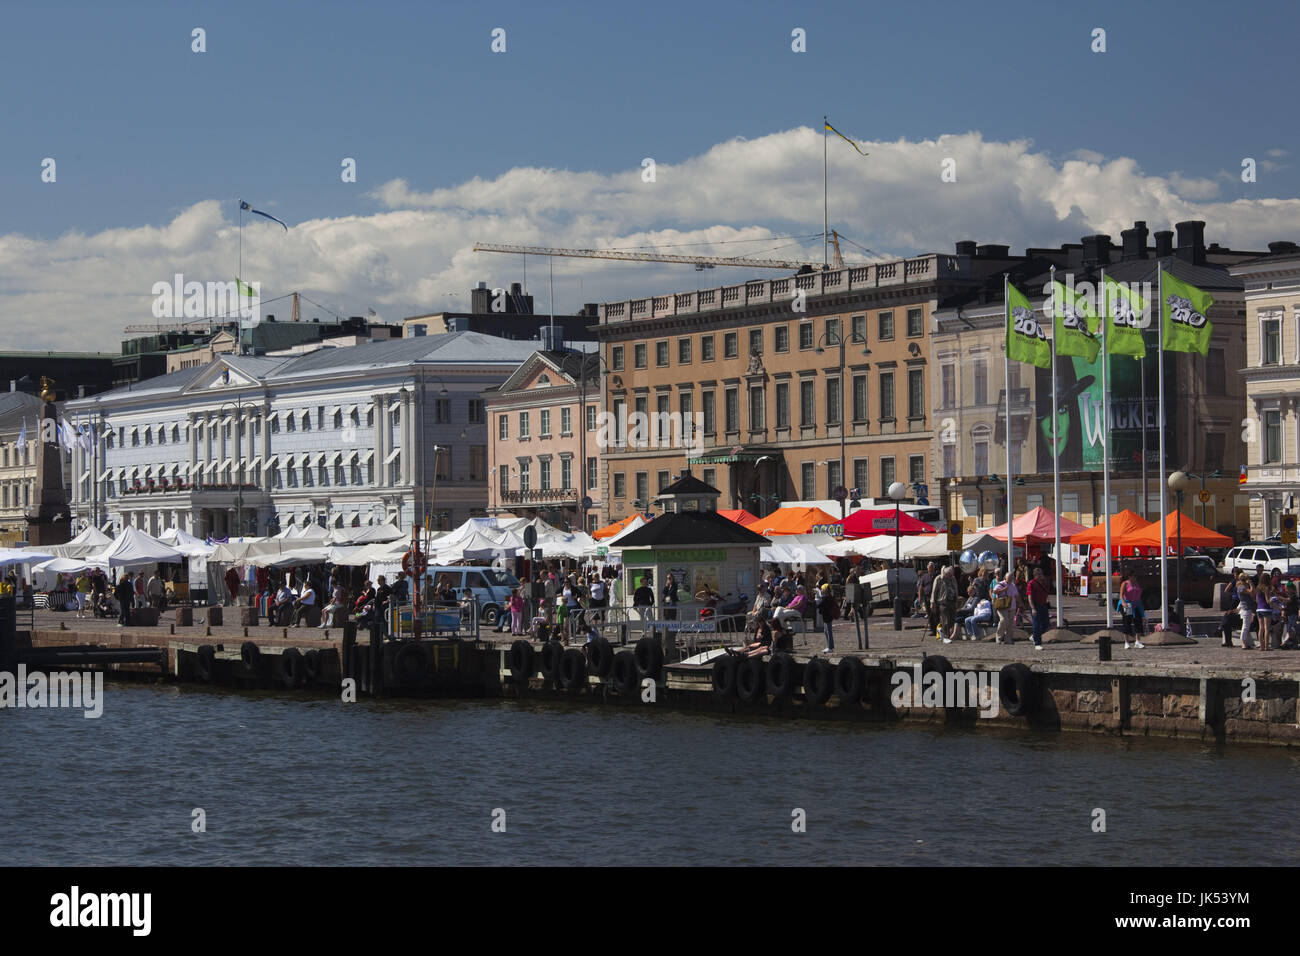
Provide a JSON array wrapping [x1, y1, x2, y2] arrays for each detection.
[[889, 480, 908, 630], [1168, 470, 1190, 625]]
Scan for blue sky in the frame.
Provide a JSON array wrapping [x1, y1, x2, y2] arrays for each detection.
[[2, 0, 1297, 342]]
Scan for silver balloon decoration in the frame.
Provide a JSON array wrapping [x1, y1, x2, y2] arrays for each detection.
[[958, 549, 979, 574], [979, 550, 999, 571]]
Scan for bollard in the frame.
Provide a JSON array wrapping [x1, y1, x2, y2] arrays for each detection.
[[1098, 632, 1111, 662], [205, 625, 212, 636]]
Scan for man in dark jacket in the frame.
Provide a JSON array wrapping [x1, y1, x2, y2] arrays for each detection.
[[114, 572, 134, 627], [375, 576, 393, 640]]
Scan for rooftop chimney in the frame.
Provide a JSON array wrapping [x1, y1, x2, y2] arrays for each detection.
[[1081, 234, 1112, 269], [476, 281, 487, 290], [954, 240, 977, 256], [510, 282, 522, 295], [1154, 230, 1174, 259], [1268, 241, 1300, 256], [1120, 221, 1150, 260], [976, 244, 1009, 258], [1174, 220, 1206, 266]]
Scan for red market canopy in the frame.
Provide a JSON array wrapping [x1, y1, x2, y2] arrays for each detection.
[[745, 506, 841, 536], [982, 506, 1089, 545], [1066, 509, 1152, 548], [1114, 510, 1234, 549], [717, 509, 759, 526], [841, 508, 938, 539]]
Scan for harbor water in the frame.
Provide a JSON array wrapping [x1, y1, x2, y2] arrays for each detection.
[[4, 683, 1298, 866]]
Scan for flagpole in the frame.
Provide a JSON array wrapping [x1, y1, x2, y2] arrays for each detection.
[[1004, 273, 1013, 577], [1158, 261, 1168, 631], [823, 116, 829, 268], [1101, 267, 1113, 631], [1050, 266, 1062, 630], [238, 200, 244, 357]]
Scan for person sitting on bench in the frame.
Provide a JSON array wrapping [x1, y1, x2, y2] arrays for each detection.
[[773, 586, 805, 628], [963, 595, 994, 638], [732, 619, 776, 658], [271, 581, 295, 626], [292, 582, 317, 626]]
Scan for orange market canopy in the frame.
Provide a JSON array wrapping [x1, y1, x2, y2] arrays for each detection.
[[717, 509, 759, 526], [593, 513, 651, 540], [1115, 510, 1234, 550], [745, 506, 840, 536], [982, 506, 1089, 545], [1066, 509, 1152, 550]]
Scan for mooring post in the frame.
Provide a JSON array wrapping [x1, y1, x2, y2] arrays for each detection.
[[369, 612, 383, 697], [341, 622, 356, 683]]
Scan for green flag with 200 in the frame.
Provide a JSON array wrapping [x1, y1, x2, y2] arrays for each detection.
[[1103, 276, 1147, 358], [1161, 269, 1214, 356], [1006, 282, 1050, 368], [1051, 279, 1100, 363]]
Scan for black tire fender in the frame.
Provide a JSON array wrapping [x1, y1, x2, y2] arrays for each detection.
[[711, 654, 739, 698], [240, 641, 261, 670], [196, 644, 216, 682], [508, 639, 535, 679], [303, 648, 321, 683], [611, 650, 639, 694], [634, 636, 664, 681], [999, 662, 1039, 716], [835, 656, 866, 706], [279, 646, 306, 688], [586, 636, 614, 678], [766, 653, 796, 699], [803, 657, 834, 706], [540, 640, 565, 682], [394, 641, 431, 682], [559, 647, 588, 692], [736, 656, 766, 703]]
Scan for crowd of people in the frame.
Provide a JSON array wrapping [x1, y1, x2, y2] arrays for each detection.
[[1216, 564, 1300, 651]]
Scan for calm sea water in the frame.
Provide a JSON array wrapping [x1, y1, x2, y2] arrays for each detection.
[[3, 682, 1297, 866]]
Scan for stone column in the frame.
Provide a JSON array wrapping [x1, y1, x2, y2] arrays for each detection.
[[375, 394, 388, 488], [188, 413, 197, 483]]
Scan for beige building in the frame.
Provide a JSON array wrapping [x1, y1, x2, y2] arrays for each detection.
[[936, 222, 1255, 538], [483, 350, 604, 532], [1230, 241, 1300, 538], [0, 390, 58, 546], [595, 254, 1020, 523]]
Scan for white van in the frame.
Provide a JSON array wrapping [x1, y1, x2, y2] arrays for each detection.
[[425, 566, 520, 625], [1221, 543, 1300, 576]]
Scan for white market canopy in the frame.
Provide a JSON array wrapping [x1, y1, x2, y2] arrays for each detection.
[[157, 527, 216, 557], [89, 527, 184, 569], [33, 556, 108, 574], [0, 547, 56, 567]]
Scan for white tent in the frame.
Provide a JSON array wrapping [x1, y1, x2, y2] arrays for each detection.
[[277, 523, 331, 541], [602, 515, 649, 546], [330, 522, 405, 545], [157, 527, 216, 557], [434, 528, 524, 564], [0, 547, 55, 567], [33, 556, 107, 574], [265, 546, 332, 568], [89, 527, 183, 568], [208, 538, 283, 563]]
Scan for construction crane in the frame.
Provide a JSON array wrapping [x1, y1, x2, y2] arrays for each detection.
[[473, 238, 848, 272]]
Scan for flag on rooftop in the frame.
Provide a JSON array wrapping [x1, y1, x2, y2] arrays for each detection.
[[824, 119, 868, 156]]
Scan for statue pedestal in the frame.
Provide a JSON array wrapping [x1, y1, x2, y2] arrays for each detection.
[[24, 401, 70, 547]]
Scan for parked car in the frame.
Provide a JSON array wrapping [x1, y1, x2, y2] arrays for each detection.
[[1105, 556, 1230, 610], [1221, 543, 1300, 576]]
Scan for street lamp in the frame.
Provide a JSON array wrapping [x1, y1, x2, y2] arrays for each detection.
[[1168, 470, 1190, 624], [815, 329, 870, 519], [889, 480, 908, 630]]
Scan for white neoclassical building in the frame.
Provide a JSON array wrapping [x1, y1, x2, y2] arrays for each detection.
[[64, 332, 538, 538]]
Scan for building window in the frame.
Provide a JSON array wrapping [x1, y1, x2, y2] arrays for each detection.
[[1264, 410, 1282, 464], [468, 399, 484, 423], [749, 329, 762, 355], [540, 409, 552, 438], [725, 387, 739, 433], [826, 377, 841, 426], [774, 326, 789, 352], [1026, 493, 1044, 510], [801, 462, 816, 500], [909, 455, 924, 484], [852, 374, 868, 422], [1061, 492, 1080, 514], [941, 364, 955, 409], [678, 338, 692, 364], [974, 439, 989, 476], [612, 346, 625, 371], [1262, 313, 1282, 365], [880, 371, 895, 419], [657, 470, 670, 492], [799, 379, 815, 427], [973, 358, 987, 406], [613, 472, 626, 498], [657, 394, 670, 442], [798, 322, 813, 350], [775, 382, 790, 428], [434, 398, 451, 423], [333, 409, 344, 430], [749, 386, 765, 430], [851, 314, 865, 343], [702, 391, 716, 435], [908, 368, 924, 418], [635, 472, 648, 506], [519, 411, 530, 439], [633, 396, 648, 446], [498, 414, 509, 440], [586, 456, 597, 490], [558, 407, 570, 435], [880, 457, 896, 490], [561, 457, 572, 490], [942, 443, 956, 477], [634, 343, 647, 369], [586, 404, 597, 431], [702, 468, 716, 488], [724, 332, 739, 359], [827, 460, 842, 497], [469, 446, 486, 481], [878, 310, 894, 341], [500, 467, 509, 495], [519, 460, 531, 492], [825, 317, 841, 345], [853, 459, 868, 495], [1206, 348, 1226, 396], [701, 335, 715, 362], [907, 307, 924, 337], [1204, 432, 1225, 472], [656, 341, 669, 367]]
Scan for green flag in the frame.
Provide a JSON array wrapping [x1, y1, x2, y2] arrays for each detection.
[[1006, 282, 1050, 368], [236, 278, 257, 298], [1102, 276, 1147, 358], [1051, 279, 1100, 363], [1161, 269, 1214, 355]]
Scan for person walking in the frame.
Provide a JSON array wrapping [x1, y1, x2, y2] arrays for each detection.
[[1256, 579, 1275, 651], [932, 566, 958, 642], [818, 582, 838, 653], [1027, 567, 1049, 650], [1120, 569, 1146, 649], [146, 572, 165, 612], [1218, 576, 1239, 648], [993, 569, 1018, 644], [74, 571, 91, 619], [1238, 575, 1257, 649], [114, 572, 134, 627]]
